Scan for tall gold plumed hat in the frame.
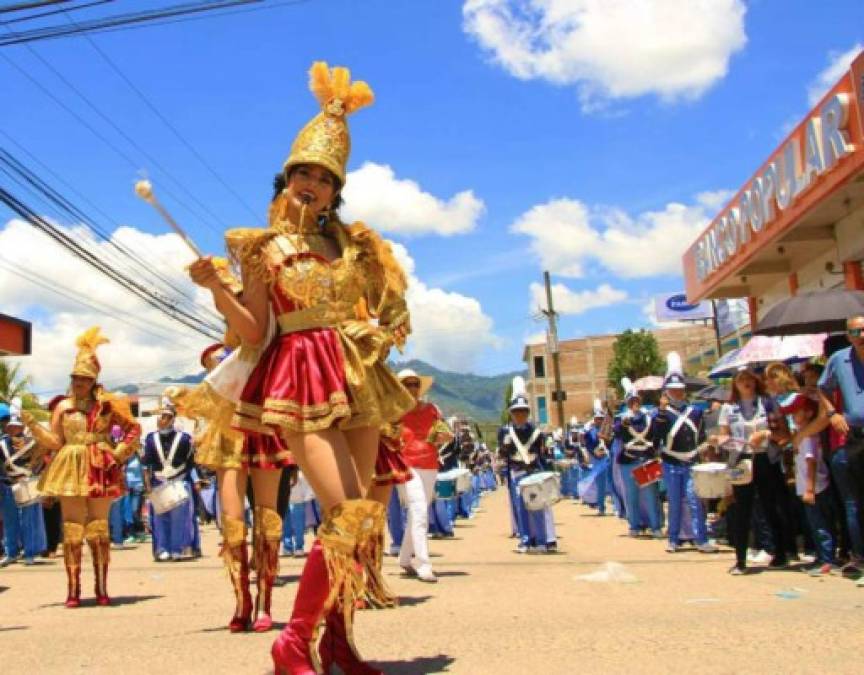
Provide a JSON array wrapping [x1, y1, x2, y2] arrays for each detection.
[[284, 61, 375, 184], [71, 326, 109, 379]]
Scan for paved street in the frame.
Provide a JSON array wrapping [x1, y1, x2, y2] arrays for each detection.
[[1, 488, 861, 674]]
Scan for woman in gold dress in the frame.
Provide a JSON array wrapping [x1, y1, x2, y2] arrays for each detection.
[[22, 327, 141, 607], [189, 62, 413, 674]]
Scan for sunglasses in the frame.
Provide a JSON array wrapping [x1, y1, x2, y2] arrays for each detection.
[[404, 381, 421, 389], [848, 327, 864, 338]]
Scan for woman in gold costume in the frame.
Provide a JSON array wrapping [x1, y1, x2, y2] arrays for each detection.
[[189, 62, 413, 674], [22, 327, 141, 607]]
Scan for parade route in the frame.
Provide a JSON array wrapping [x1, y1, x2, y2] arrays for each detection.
[[0, 488, 860, 675]]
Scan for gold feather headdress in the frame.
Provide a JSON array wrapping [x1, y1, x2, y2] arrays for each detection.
[[284, 61, 375, 184], [71, 326, 109, 379]]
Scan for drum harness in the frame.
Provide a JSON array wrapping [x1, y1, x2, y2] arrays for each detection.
[[506, 426, 540, 466], [623, 414, 653, 461], [0, 433, 36, 482], [153, 431, 185, 482], [661, 406, 699, 463]]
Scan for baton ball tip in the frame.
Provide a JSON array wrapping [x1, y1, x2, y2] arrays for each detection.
[[134, 180, 153, 200]]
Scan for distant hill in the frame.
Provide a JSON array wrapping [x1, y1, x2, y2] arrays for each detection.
[[121, 360, 522, 423], [391, 359, 525, 422]]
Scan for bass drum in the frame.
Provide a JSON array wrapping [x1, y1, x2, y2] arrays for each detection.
[[518, 471, 560, 511], [150, 480, 189, 515]]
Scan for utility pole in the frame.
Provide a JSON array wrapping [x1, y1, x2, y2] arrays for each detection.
[[541, 270, 566, 429], [710, 299, 724, 360]]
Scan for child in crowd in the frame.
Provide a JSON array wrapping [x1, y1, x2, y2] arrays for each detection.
[[782, 393, 836, 576]]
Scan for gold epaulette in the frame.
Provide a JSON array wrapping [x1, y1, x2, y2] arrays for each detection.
[[225, 227, 277, 283]]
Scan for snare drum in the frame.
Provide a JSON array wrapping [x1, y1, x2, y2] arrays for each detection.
[[518, 471, 560, 511], [11, 476, 42, 507], [692, 462, 730, 498], [452, 468, 472, 494], [632, 459, 662, 488], [150, 480, 189, 514], [435, 477, 457, 499]]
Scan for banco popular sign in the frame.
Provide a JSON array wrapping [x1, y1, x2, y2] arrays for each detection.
[[694, 93, 854, 282]]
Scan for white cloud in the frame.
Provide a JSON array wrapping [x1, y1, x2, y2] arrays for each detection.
[[524, 330, 546, 346], [512, 190, 731, 279], [342, 162, 485, 236], [390, 242, 502, 371], [530, 281, 627, 316], [807, 43, 862, 106], [463, 0, 747, 110], [1, 218, 211, 395]]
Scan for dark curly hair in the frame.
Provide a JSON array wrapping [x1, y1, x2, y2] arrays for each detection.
[[272, 166, 344, 213]]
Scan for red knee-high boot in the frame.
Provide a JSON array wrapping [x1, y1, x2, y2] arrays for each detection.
[[271, 499, 378, 675]]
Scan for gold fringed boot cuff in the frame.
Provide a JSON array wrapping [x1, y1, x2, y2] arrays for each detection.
[[62, 522, 85, 608], [252, 506, 282, 632], [85, 519, 111, 606]]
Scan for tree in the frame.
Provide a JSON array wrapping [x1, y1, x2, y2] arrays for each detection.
[[607, 330, 664, 397], [500, 380, 513, 424], [0, 359, 49, 421]]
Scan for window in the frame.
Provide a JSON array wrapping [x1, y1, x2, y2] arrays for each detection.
[[533, 355, 546, 378], [536, 395, 548, 424]]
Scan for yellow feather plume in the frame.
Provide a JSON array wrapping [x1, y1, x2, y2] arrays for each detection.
[[307, 61, 374, 115], [75, 326, 109, 350]]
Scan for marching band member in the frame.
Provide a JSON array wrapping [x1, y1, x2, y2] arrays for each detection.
[[189, 61, 415, 674], [397, 369, 451, 583], [582, 401, 611, 515], [615, 379, 663, 538], [498, 377, 557, 554], [0, 401, 47, 566], [142, 405, 199, 562], [651, 353, 717, 554], [21, 327, 141, 607]]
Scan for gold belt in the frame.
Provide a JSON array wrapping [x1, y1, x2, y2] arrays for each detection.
[[277, 308, 352, 334], [70, 433, 109, 444]]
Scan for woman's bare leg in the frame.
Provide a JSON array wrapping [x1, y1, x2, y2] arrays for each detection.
[[59, 496, 87, 525], [284, 429, 361, 511], [85, 497, 113, 522], [218, 468, 249, 521], [343, 426, 380, 496]]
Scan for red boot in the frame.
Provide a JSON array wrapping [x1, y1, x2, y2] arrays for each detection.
[[85, 519, 111, 606], [222, 516, 253, 633], [319, 607, 384, 675], [271, 539, 328, 675], [271, 499, 380, 675], [252, 506, 282, 632], [63, 522, 84, 608]]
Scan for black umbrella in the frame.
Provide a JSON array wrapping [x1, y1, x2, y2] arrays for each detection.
[[684, 375, 711, 391], [755, 289, 864, 336], [695, 384, 731, 402]]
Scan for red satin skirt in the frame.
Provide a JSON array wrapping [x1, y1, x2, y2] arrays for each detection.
[[233, 327, 352, 469], [374, 434, 411, 487]]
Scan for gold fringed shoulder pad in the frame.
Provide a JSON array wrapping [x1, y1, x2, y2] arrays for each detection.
[[344, 221, 407, 296], [225, 227, 278, 284]]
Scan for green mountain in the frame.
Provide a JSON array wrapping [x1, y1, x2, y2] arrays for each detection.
[[391, 359, 525, 422]]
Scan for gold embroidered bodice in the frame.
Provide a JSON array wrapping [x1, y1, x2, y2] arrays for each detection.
[[60, 402, 110, 446]]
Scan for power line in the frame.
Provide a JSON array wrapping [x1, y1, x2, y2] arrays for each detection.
[[0, 1, 72, 15], [0, 145, 226, 326], [0, 255, 207, 347], [2, 0, 111, 24], [74, 26, 263, 225], [0, 186, 223, 340], [0, 0, 266, 46], [3, 42, 231, 235]]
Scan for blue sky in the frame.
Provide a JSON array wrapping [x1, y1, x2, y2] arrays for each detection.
[[2, 0, 863, 388]]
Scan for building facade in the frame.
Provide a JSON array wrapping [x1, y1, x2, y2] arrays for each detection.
[[523, 324, 716, 427], [682, 51, 864, 325], [0, 313, 32, 356]]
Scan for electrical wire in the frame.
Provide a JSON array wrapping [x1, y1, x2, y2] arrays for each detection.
[[74, 25, 263, 225], [0, 186, 223, 340], [0, 255, 207, 347], [0, 145, 226, 326], [0, 0, 266, 46], [2, 43, 230, 236], [2, 0, 111, 24], [0, 1, 72, 15]]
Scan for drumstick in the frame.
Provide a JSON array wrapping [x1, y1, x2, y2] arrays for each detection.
[[134, 180, 203, 258]]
